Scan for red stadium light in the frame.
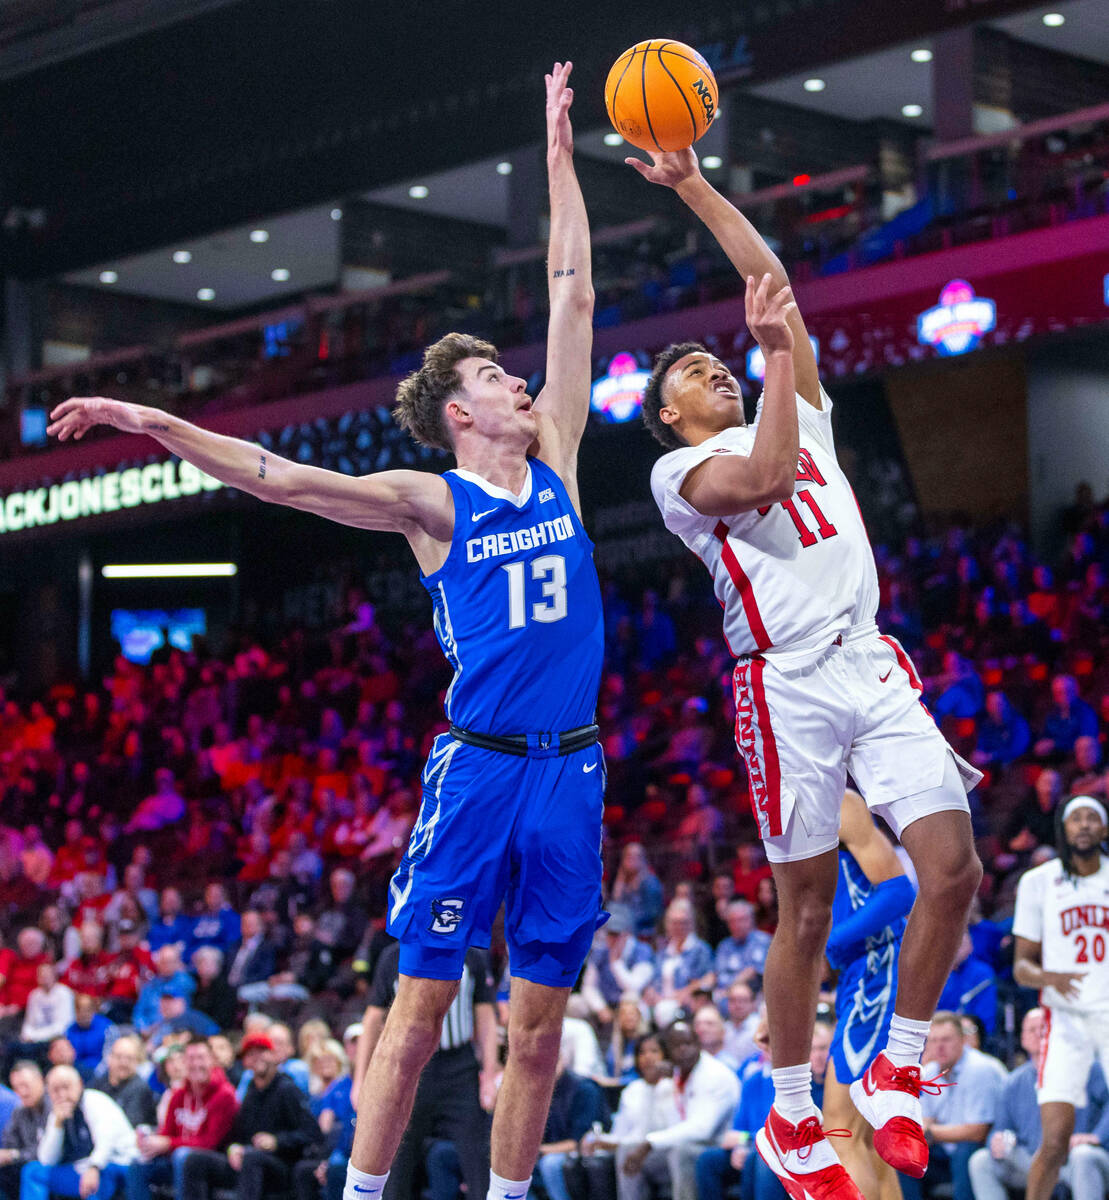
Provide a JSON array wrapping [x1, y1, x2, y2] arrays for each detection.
[[792, 173, 811, 187]]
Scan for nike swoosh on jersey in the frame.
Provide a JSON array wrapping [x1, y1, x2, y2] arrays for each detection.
[[879, 670, 892, 683], [583, 762, 597, 773], [471, 507, 498, 522]]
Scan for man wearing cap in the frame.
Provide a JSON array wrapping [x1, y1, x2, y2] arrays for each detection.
[[145, 985, 219, 1050], [580, 910, 656, 1024], [1015, 794, 1109, 1200], [179, 1033, 318, 1200], [132, 944, 196, 1036]]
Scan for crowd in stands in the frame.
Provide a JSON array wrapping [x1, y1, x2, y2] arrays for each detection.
[[0, 478, 1106, 1200]]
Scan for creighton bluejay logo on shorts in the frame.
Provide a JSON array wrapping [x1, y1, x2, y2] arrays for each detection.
[[429, 897, 465, 934]]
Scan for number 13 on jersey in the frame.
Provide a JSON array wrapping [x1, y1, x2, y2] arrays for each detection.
[[503, 555, 568, 629]]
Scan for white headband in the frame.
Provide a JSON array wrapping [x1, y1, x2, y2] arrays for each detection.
[[1063, 795, 1108, 825]]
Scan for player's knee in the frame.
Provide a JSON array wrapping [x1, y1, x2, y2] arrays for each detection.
[[506, 1018, 563, 1075], [1038, 1131, 1070, 1167], [919, 844, 981, 906], [788, 892, 833, 951]]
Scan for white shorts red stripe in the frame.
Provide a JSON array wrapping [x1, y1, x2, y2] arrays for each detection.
[[1038, 1006, 1051, 1090], [734, 656, 784, 837], [1036, 1003, 1109, 1107]]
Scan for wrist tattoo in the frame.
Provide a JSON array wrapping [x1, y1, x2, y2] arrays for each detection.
[[145, 423, 170, 433], [257, 454, 267, 480], [552, 268, 576, 278]]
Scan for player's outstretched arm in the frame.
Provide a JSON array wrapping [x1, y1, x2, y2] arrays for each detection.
[[627, 148, 820, 409], [679, 274, 799, 517], [534, 61, 595, 498], [47, 397, 452, 539]]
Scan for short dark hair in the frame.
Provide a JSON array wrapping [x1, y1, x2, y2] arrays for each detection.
[[642, 341, 706, 450], [393, 332, 498, 452]]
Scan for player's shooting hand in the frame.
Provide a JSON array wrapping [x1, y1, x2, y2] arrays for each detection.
[[47, 396, 147, 441], [746, 274, 796, 356], [1044, 969, 1085, 1000], [625, 147, 699, 190], [546, 61, 574, 157]]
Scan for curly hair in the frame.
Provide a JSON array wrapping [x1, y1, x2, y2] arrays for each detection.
[[641, 341, 706, 450], [393, 332, 498, 452]]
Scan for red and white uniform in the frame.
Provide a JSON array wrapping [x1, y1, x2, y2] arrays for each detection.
[[651, 387, 979, 861], [1013, 855, 1109, 1106]]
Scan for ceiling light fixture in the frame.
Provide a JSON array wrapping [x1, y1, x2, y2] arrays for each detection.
[[803, 78, 825, 92], [496, 161, 513, 175], [249, 229, 269, 243], [99, 270, 118, 284], [1042, 12, 1065, 25], [172, 250, 192, 264], [702, 155, 723, 169], [911, 48, 933, 63], [408, 185, 429, 199], [102, 563, 238, 579], [197, 288, 215, 301], [603, 132, 624, 146], [902, 103, 924, 118], [271, 268, 290, 282]]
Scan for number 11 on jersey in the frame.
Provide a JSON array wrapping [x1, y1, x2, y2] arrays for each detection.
[[503, 555, 568, 629]]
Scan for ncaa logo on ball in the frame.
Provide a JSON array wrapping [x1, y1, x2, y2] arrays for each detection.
[[429, 897, 465, 934], [692, 78, 715, 122]]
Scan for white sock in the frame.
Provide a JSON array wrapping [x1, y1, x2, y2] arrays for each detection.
[[884, 1014, 931, 1067], [343, 1165, 390, 1200], [487, 1170, 531, 1200], [771, 1063, 815, 1123]]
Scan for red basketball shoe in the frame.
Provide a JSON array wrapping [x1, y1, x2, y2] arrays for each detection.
[[755, 1107, 863, 1200], [850, 1052, 952, 1178]]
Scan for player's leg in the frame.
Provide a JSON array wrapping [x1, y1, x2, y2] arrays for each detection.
[[823, 1057, 883, 1200], [492, 977, 572, 1178], [348, 975, 459, 1185], [1025, 1102, 1076, 1200]]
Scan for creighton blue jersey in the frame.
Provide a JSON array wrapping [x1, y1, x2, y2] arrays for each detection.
[[830, 849, 907, 1083], [421, 458, 603, 735]]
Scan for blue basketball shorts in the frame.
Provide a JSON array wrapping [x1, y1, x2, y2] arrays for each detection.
[[830, 942, 900, 1084], [386, 732, 607, 987]]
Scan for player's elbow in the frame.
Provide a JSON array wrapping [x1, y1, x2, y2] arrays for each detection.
[[758, 463, 796, 507]]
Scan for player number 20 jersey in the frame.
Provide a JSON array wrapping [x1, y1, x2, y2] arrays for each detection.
[[650, 387, 879, 665], [1013, 856, 1109, 1011]]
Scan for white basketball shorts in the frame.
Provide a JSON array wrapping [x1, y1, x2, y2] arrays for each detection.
[[1038, 1005, 1109, 1107]]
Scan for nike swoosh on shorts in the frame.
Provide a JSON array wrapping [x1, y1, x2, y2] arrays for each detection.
[[583, 763, 597, 773]]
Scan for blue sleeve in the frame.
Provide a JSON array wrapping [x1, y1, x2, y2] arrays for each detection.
[[1007, 716, 1031, 761], [826, 876, 916, 970], [964, 968, 998, 1034]]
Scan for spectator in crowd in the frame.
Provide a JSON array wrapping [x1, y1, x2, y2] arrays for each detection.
[[146, 888, 191, 954], [294, 1040, 356, 1200], [64, 994, 111, 1080], [126, 1038, 239, 1200], [146, 984, 219, 1049], [1035, 674, 1099, 759], [190, 883, 242, 959], [644, 900, 714, 1026], [902, 1011, 1006, 1200], [105, 863, 159, 927], [972, 692, 1031, 769], [104, 920, 155, 1020], [0, 1061, 50, 1200], [60, 923, 112, 999], [562, 996, 607, 1080], [313, 869, 367, 964], [604, 996, 650, 1086], [616, 1021, 739, 1200], [703, 873, 736, 946], [722, 981, 761, 1067], [8, 962, 74, 1070], [90, 1033, 157, 1129], [692, 1006, 737, 1070], [932, 652, 985, 721], [589, 1033, 675, 1151], [225, 910, 278, 995], [937, 933, 999, 1035], [179, 1033, 318, 1200], [125, 768, 186, 834], [1006, 768, 1062, 854], [713, 899, 771, 992], [580, 911, 655, 1023], [191, 947, 238, 1031], [533, 1046, 608, 1200], [237, 1022, 310, 1099], [20, 1064, 136, 1200], [0, 928, 50, 1036], [133, 945, 196, 1035], [1067, 735, 1103, 795], [610, 844, 665, 937], [0, 1085, 14, 1150]]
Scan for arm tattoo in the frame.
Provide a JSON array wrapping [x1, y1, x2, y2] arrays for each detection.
[[144, 423, 170, 432], [257, 454, 267, 480], [552, 268, 576, 278]]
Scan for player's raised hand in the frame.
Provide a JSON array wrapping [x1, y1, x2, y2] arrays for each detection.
[[545, 61, 575, 157], [745, 272, 796, 357], [624, 146, 699, 189], [47, 396, 145, 441]]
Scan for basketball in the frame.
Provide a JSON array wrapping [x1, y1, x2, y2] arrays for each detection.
[[604, 39, 719, 153]]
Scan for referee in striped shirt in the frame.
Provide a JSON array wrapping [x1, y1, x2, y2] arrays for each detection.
[[353, 942, 499, 1200]]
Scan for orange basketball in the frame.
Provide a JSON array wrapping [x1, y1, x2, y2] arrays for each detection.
[[604, 39, 718, 153]]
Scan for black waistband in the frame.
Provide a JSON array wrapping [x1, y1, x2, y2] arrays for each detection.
[[448, 722, 599, 757]]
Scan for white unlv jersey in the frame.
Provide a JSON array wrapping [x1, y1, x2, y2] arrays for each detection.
[[1013, 856, 1109, 1012], [650, 387, 879, 665]]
